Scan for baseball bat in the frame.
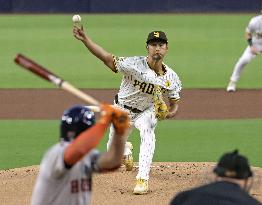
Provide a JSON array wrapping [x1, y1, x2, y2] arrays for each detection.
[[14, 54, 101, 112]]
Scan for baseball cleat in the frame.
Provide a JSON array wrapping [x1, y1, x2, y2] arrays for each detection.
[[226, 80, 236, 92], [123, 154, 134, 171], [123, 142, 134, 171], [133, 178, 149, 195]]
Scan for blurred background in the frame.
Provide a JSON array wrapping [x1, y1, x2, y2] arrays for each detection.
[[0, 0, 261, 13]]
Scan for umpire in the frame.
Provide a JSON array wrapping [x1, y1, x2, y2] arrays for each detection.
[[170, 150, 262, 205]]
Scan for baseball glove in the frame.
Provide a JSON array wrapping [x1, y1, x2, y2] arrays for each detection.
[[153, 85, 168, 120]]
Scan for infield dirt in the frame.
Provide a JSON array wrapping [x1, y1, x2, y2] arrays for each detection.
[[1, 88, 262, 119]]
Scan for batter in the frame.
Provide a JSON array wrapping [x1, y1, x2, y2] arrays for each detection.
[[31, 104, 129, 205]]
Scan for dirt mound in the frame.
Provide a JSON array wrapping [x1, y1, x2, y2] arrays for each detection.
[[1, 162, 262, 205]]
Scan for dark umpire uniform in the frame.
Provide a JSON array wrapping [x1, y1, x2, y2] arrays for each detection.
[[170, 150, 262, 205]]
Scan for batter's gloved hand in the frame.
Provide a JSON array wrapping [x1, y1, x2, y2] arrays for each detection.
[[99, 103, 115, 125], [112, 108, 130, 136], [153, 85, 169, 120]]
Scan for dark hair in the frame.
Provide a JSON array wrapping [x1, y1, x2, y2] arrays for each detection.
[[213, 150, 252, 179]]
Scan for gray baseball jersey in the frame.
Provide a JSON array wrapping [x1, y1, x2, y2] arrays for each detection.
[[113, 56, 182, 112], [31, 142, 100, 205], [246, 15, 262, 51]]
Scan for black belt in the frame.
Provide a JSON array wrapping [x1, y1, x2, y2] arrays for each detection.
[[114, 94, 142, 114]]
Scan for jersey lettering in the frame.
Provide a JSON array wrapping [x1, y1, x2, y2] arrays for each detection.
[[145, 83, 155, 94], [133, 79, 141, 87], [70, 178, 91, 193], [140, 82, 147, 92], [81, 178, 91, 191], [133, 79, 155, 94], [71, 180, 79, 193]]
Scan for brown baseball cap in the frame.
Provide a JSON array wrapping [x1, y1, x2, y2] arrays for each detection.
[[146, 31, 168, 44]]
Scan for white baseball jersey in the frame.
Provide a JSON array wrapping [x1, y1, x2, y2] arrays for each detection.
[[113, 56, 182, 112], [107, 55, 181, 181], [31, 142, 100, 205], [246, 15, 262, 51]]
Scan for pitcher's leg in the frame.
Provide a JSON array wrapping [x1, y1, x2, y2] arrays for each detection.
[[122, 125, 135, 171], [107, 124, 134, 171], [136, 128, 156, 180], [133, 126, 155, 195], [107, 124, 133, 153], [133, 108, 157, 194]]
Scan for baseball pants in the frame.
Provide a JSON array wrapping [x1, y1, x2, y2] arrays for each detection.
[[107, 105, 157, 180], [230, 46, 257, 82]]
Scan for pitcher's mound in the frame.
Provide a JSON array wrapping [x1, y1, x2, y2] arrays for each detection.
[[1, 162, 262, 205]]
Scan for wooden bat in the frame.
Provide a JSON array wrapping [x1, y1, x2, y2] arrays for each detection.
[[14, 54, 101, 112]]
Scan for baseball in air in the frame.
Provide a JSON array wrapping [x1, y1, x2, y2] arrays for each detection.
[[72, 15, 81, 23]]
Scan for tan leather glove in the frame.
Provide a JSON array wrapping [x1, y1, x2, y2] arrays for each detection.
[[153, 85, 168, 120]]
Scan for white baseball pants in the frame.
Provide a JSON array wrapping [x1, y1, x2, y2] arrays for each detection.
[[230, 46, 257, 82], [107, 105, 157, 180]]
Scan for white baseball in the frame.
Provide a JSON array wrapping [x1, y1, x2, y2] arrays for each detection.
[[72, 15, 81, 23]]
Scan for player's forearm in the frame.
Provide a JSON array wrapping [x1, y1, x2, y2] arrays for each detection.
[[169, 104, 178, 115], [81, 38, 115, 70], [166, 100, 179, 118], [97, 133, 126, 171], [64, 120, 110, 166]]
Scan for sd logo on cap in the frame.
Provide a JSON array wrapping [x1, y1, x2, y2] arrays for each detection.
[[146, 31, 168, 44]]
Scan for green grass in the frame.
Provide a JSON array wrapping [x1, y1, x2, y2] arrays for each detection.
[[1, 14, 261, 171], [1, 14, 262, 88], [0, 120, 58, 169], [1, 119, 261, 170]]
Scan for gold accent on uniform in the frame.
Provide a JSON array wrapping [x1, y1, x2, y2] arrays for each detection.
[[112, 55, 125, 73], [112, 55, 118, 73], [154, 32, 159, 38], [165, 80, 171, 87]]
